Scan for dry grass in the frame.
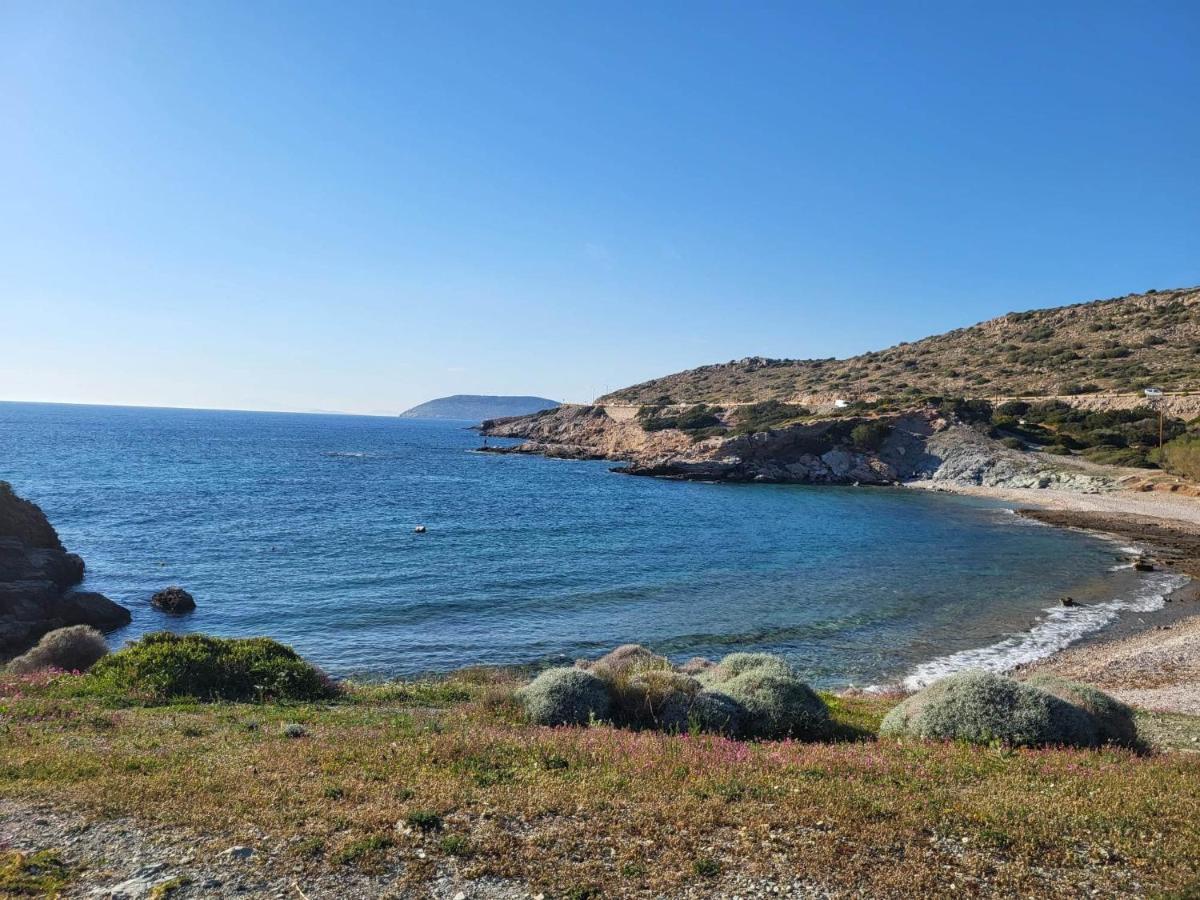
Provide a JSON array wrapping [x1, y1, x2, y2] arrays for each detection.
[[1, 671, 1199, 897]]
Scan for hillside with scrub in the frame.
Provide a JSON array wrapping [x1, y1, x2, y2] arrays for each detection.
[[483, 286, 1200, 490], [601, 286, 1200, 406]]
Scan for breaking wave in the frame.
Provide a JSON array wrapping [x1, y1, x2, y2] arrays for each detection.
[[899, 571, 1189, 690]]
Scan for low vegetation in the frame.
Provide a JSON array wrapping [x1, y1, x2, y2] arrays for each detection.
[[5, 625, 108, 675], [879, 671, 1128, 749], [81, 632, 337, 703], [1159, 433, 1200, 480], [990, 399, 1184, 468], [519, 646, 829, 740], [2, 637, 1199, 896], [0, 849, 71, 896]]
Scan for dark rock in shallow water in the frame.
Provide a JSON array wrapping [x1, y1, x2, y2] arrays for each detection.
[[151, 586, 196, 614], [0, 481, 132, 659], [57, 592, 133, 629]]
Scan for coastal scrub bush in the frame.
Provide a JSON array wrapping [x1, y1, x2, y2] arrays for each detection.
[[686, 690, 744, 735], [616, 669, 701, 730], [849, 421, 892, 451], [729, 400, 809, 435], [586, 643, 670, 677], [714, 672, 829, 740], [699, 651, 795, 683], [1024, 674, 1137, 747], [6, 625, 108, 674], [87, 632, 337, 703], [700, 653, 829, 739], [1160, 434, 1200, 480], [879, 670, 1099, 748], [516, 667, 611, 726]]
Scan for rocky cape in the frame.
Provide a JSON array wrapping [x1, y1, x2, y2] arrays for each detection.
[[480, 405, 1118, 492], [0, 481, 131, 660]]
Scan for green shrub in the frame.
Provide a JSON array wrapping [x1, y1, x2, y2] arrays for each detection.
[[1000, 437, 1025, 451], [587, 643, 669, 677], [879, 670, 1099, 748], [699, 651, 794, 683], [850, 421, 892, 451], [516, 667, 611, 726], [6, 625, 108, 674], [87, 632, 336, 703], [714, 671, 829, 740], [699, 653, 827, 739], [1043, 444, 1072, 455], [638, 404, 723, 433], [729, 400, 809, 435], [1160, 434, 1200, 480], [405, 809, 444, 832], [686, 690, 744, 735], [1024, 674, 1137, 747], [617, 669, 700, 730]]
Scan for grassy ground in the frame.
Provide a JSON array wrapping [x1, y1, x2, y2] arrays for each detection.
[[2, 671, 1199, 898]]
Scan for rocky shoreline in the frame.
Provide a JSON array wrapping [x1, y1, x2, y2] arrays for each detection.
[[480, 404, 1118, 492], [0, 482, 130, 661]]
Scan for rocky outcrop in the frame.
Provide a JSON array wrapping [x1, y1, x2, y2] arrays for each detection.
[[151, 586, 196, 614], [481, 406, 1119, 493], [0, 482, 131, 660]]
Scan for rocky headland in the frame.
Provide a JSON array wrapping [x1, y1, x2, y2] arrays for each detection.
[[481, 403, 1118, 492], [0, 481, 131, 661]]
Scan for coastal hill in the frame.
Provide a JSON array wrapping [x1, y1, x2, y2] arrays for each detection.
[[602, 286, 1200, 405], [399, 394, 559, 421], [482, 286, 1200, 488]]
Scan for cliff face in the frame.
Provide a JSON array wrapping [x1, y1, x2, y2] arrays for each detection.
[[482, 407, 1117, 492], [0, 482, 131, 659]]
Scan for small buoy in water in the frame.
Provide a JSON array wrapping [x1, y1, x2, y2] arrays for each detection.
[[1060, 596, 1077, 607], [414, 525, 427, 534]]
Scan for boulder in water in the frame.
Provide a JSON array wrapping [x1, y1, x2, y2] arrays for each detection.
[[151, 586, 196, 614]]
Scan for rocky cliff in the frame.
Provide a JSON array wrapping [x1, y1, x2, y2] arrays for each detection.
[[0, 482, 131, 660], [482, 406, 1117, 492]]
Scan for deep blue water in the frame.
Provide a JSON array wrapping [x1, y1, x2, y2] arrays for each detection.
[[0, 401, 1176, 688]]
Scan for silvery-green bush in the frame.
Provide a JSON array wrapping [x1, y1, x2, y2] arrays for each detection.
[[700, 652, 828, 739], [620, 669, 701, 730], [880, 670, 1099, 748], [698, 651, 794, 684], [516, 667, 611, 726], [714, 672, 829, 739], [586, 643, 670, 678], [686, 689, 745, 736], [6, 625, 108, 674], [1025, 673, 1137, 747]]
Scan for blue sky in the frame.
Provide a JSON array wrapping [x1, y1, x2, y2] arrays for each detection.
[[3, 1, 1198, 414]]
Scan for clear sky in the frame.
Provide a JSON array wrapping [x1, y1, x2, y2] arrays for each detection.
[[3, 1, 1198, 414]]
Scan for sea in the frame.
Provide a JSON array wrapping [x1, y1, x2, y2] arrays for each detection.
[[0, 401, 1185, 688]]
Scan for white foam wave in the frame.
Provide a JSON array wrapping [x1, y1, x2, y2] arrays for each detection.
[[325, 451, 368, 458], [899, 572, 1189, 691]]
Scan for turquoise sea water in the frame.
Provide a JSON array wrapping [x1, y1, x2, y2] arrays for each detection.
[[0, 401, 1181, 688]]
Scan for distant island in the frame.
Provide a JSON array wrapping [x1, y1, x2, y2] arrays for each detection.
[[398, 394, 559, 422]]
